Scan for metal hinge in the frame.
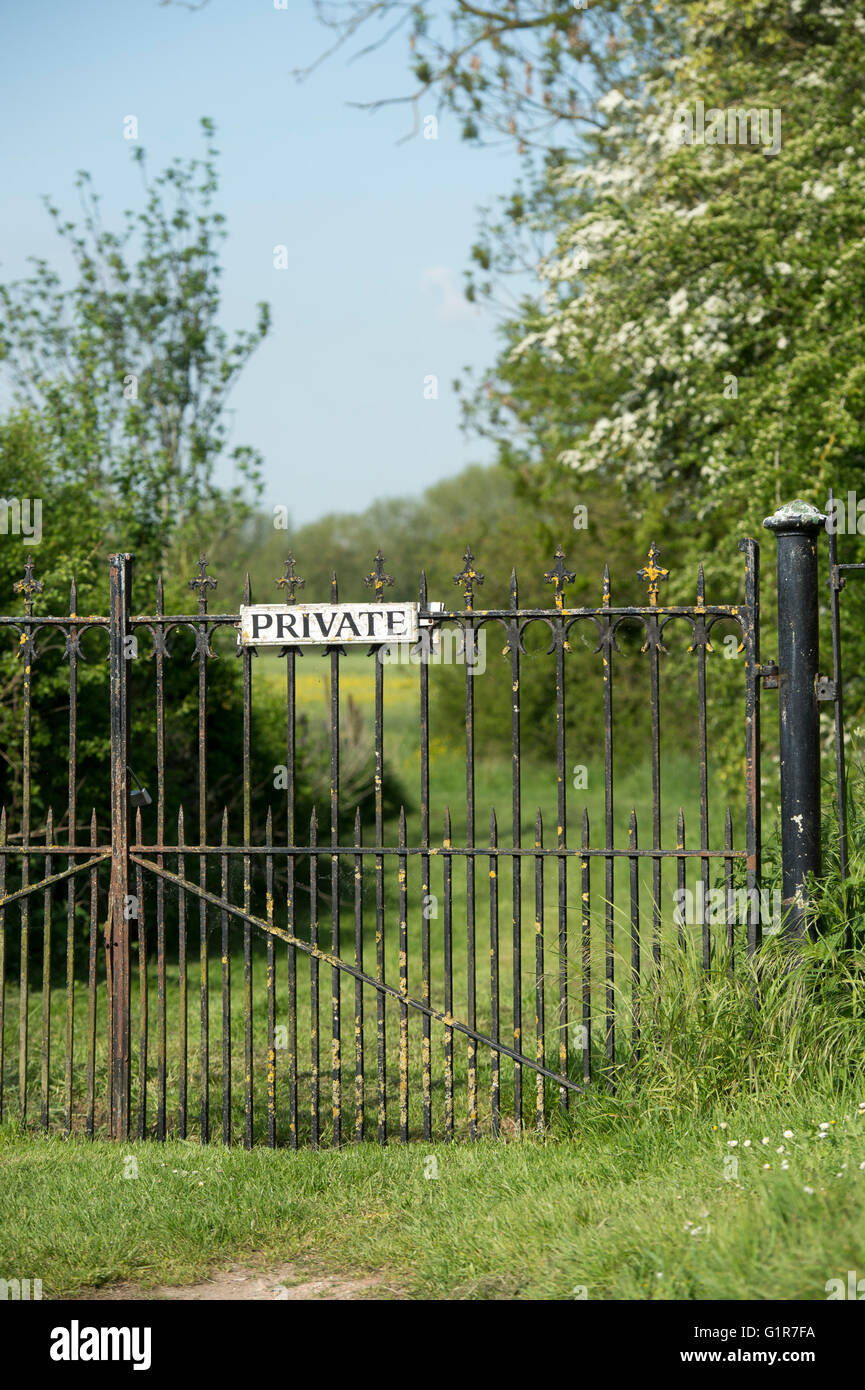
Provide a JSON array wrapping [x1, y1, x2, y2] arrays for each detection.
[[758, 660, 779, 688], [816, 674, 837, 701]]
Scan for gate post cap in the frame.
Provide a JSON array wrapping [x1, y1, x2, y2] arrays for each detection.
[[763, 500, 827, 534]]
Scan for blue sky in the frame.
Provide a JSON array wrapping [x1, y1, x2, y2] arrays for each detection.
[[0, 0, 525, 524]]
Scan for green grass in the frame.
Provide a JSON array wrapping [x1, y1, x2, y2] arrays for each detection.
[[2, 1084, 865, 1299]]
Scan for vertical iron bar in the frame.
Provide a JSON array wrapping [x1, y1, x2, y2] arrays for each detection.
[[374, 624, 386, 1146], [266, 807, 276, 1148], [40, 809, 53, 1130], [555, 613, 568, 1109], [696, 567, 710, 970], [398, 805, 409, 1144], [629, 809, 640, 1053], [196, 591, 209, 1145], [353, 806, 364, 1143], [676, 809, 687, 951], [220, 808, 231, 1145], [826, 496, 849, 902], [419, 572, 432, 1142], [489, 807, 500, 1138], [581, 808, 591, 1084], [534, 810, 545, 1132], [0, 809, 5, 1123], [177, 806, 187, 1138], [724, 809, 735, 965], [135, 810, 147, 1139], [465, 613, 477, 1140], [763, 504, 825, 937], [309, 807, 320, 1148], [509, 571, 522, 1127], [738, 537, 762, 955], [65, 579, 78, 1138], [155, 576, 167, 1141], [602, 567, 615, 1077], [242, 573, 253, 1147], [107, 552, 133, 1141], [443, 808, 454, 1142], [329, 574, 341, 1149], [285, 635, 299, 1149], [85, 809, 98, 1138], [648, 612, 662, 981]]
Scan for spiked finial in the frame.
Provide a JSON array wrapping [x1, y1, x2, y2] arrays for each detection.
[[364, 548, 393, 602], [543, 545, 575, 610], [276, 552, 305, 603], [188, 553, 217, 613], [638, 543, 669, 607], [453, 546, 484, 610], [13, 555, 43, 615]]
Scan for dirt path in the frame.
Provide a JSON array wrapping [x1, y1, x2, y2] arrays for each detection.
[[82, 1262, 391, 1301]]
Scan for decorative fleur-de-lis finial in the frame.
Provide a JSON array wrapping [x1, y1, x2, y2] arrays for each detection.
[[454, 546, 484, 610], [543, 544, 576, 610], [638, 542, 669, 607], [13, 555, 44, 616], [363, 548, 393, 602], [276, 552, 305, 603], [187, 552, 217, 613]]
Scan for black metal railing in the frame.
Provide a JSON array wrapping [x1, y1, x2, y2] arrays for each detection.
[[0, 533, 768, 1145]]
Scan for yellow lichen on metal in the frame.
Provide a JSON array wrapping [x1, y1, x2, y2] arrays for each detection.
[[638, 543, 669, 606]]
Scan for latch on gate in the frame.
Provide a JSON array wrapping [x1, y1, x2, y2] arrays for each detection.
[[816, 673, 837, 701], [128, 766, 152, 808], [758, 660, 779, 689]]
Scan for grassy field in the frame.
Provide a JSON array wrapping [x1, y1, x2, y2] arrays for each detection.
[[2, 1085, 864, 1300]]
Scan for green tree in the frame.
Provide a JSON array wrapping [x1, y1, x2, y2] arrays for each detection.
[[0, 117, 269, 591]]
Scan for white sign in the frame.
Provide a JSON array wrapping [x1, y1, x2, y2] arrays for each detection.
[[239, 602, 423, 647]]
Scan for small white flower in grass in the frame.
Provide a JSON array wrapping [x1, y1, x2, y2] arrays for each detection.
[[762, 1163, 771, 1170], [803, 1186, 815, 1195], [817, 1131, 828, 1139], [727, 1140, 738, 1147], [781, 1161, 790, 1170], [819, 1122, 830, 1130], [783, 1130, 794, 1138], [743, 1140, 752, 1148], [776, 1146, 785, 1154], [761, 1137, 770, 1145], [858, 1162, 865, 1170], [718, 1121, 727, 1130]]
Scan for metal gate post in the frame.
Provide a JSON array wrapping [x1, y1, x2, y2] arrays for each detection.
[[763, 502, 827, 938], [108, 553, 134, 1140]]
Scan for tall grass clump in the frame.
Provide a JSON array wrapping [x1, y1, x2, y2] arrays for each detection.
[[585, 766, 865, 1117]]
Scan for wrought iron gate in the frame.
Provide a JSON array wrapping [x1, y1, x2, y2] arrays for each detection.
[[0, 533, 765, 1145]]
